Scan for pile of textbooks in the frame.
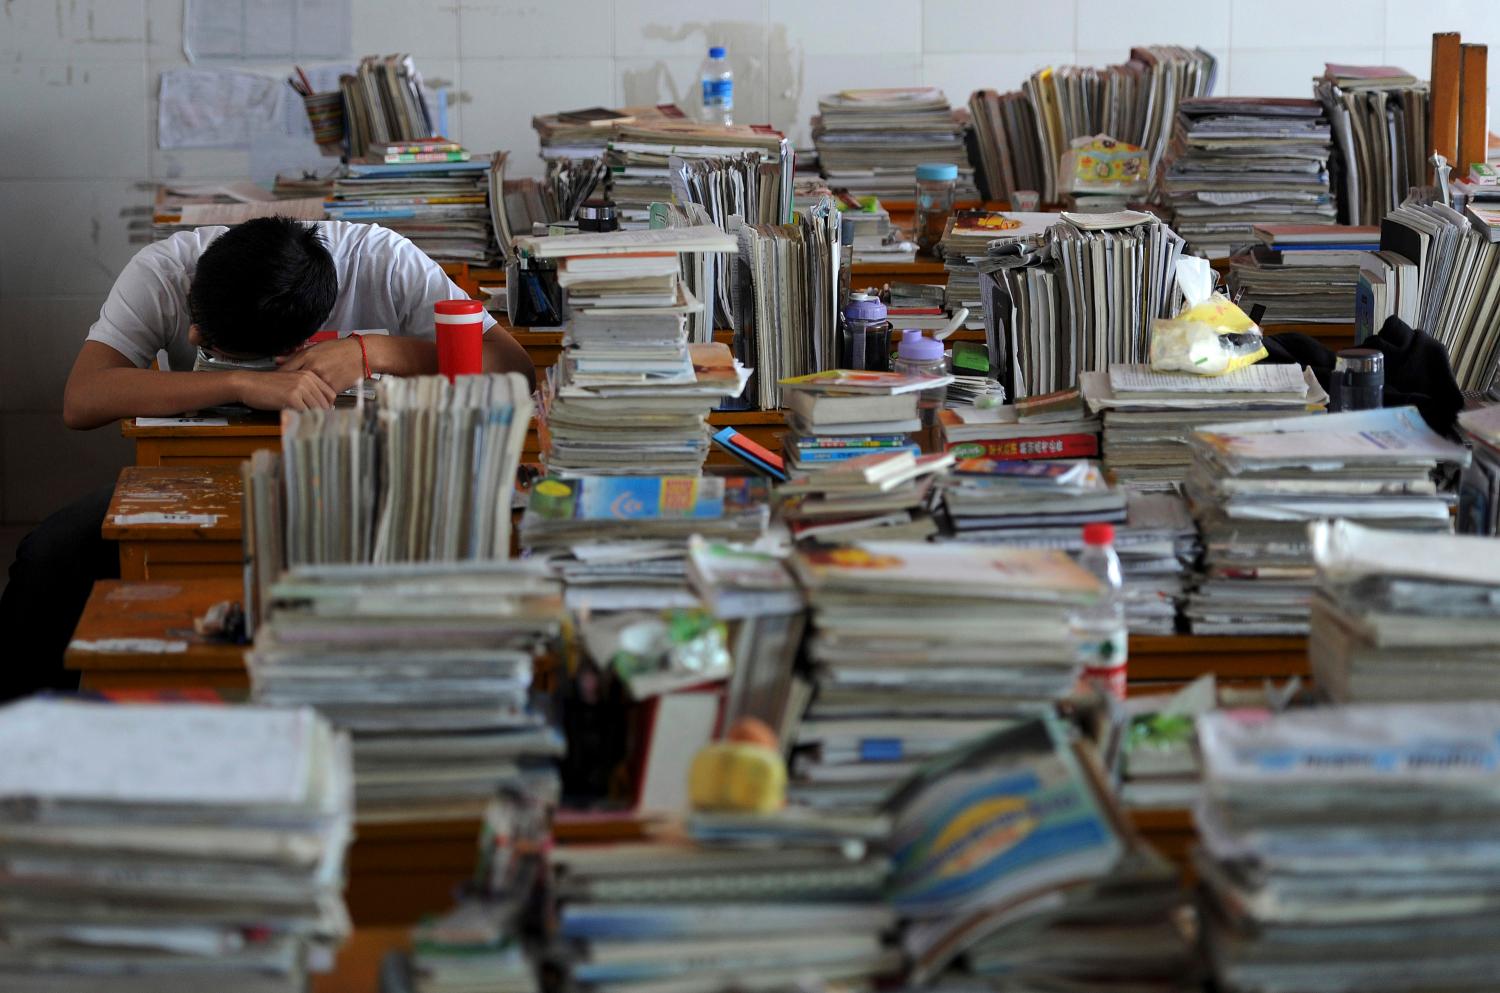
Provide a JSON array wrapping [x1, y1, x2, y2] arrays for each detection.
[[779, 369, 941, 475], [1458, 404, 1500, 535], [777, 449, 954, 545], [249, 563, 565, 823], [1081, 363, 1327, 490], [551, 815, 900, 991], [0, 698, 353, 991], [811, 88, 976, 199], [789, 542, 1099, 811], [517, 226, 749, 475], [1228, 224, 1379, 324], [1310, 520, 1500, 703], [327, 154, 497, 262], [1184, 407, 1468, 635], [1315, 63, 1428, 226], [939, 210, 1057, 332], [531, 103, 684, 161], [938, 387, 1101, 461], [1159, 97, 1336, 258], [604, 120, 791, 228], [339, 54, 441, 161], [518, 475, 772, 613], [1195, 702, 1500, 993]]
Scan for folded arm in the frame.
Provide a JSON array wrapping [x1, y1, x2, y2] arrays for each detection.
[[278, 329, 536, 392]]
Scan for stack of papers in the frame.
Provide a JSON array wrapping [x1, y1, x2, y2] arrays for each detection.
[[518, 227, 749, 475], [328, 157, 496, 263], [811, 88, 976, 199], [1229, 227, 1379, 324], [1081, 363, 1326, 490], [531, 103, 685, 160], [939, 210, 1058, 331], [788, 542, 1099, 810], [1310, 520, 1500, 703], [1160, 97, 1336, 258], [984, 213, 1187, 399], [1184, 407, 1468, 634], [778, 371, 936, 483], [0, 698, 353, 991], [777, 450, 954, 545], [249, 563, 564, 823], [939, 458, 1125, 534], [552, 815, 899, 992], [939, 392, 1101, 462], [1315, 64, 1428, 226], [604, 121, 791, 229], [1195, 702, 1500, 992], [519, 475, 772, 613]]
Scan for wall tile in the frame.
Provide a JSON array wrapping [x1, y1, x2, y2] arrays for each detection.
[[923, 0, 1076, 54], [922, 52, 1078, 108], [1229, 46, 1384, 97], [767, 0, 921, 56], [1386, 0, 1500, 50], [1231, 0, 1384, 50], [1, 413, 133, 523], [0, 297, 109, 414], [614, 0, 767, 58], [0, 182, 147, 299], [0, 0, 146, 61], [459, 0, 611, 58], [356, 0, 462, 59], [1078, 0, 1231, 52], [0, 63, 150, 180], [459, 58, 615, 175]]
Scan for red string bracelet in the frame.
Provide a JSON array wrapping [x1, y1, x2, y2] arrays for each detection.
[[349, 332, 371, 380]]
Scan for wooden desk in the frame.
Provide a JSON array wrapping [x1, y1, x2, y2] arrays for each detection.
[[1265, 322, 1357, 352], [313, 926, 409, 993], [1129, 634, 1308, 693], [65, 577, 248, 692], [123, 413, 281, 468], [346, 819, 482, 925], [850, 258, 949, 287], [103, 466, 243, 581], [1127, 806, 1196, 872]]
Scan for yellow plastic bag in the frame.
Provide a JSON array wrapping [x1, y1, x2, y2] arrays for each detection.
[[1150, 258, 1267, 376]]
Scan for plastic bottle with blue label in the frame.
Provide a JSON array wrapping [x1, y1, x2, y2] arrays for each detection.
[[699, 47, 733, 126]]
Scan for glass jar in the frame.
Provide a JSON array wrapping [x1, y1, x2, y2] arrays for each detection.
[[914, 162, 959, 258]]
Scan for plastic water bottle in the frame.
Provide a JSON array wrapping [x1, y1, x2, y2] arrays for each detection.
[[1076, 522, 1128, 699], [699, 47, 733, 126]]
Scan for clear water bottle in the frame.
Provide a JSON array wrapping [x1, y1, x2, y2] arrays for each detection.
[[699, 46, 733, 126], [1076, 522, 1128, 699], [892, 329, 948, 452]]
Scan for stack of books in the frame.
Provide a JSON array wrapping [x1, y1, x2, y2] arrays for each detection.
[[938, 210, 1057, 332], [249, 563, 565, 823], [603, 120, 791, 228], [777, 449, 954, 545], [552, 816, 900, 991], [516, 226, 749, 475], [967, 88, 1045, 204], [938, 387, 1101, 461], [1184, 407, 1468, 635], [339, 54, 441, 161], [1315, 63, 1429, 226], [1310, 520, 1500, 703], [1160, 97, 1336, 258], [0, 698, 353, 991], [788, 542, 1100, 810], [531, 103, 685, 161], [1229, 224, 1380, 325], [1195, 702, 1500, 992], [811, 88, 976, 199], [327, 154, 496, 262], [1080, 363, 1327, 491], [983, 212, 1186, 399], [1458, 404, 1500, 535], [518, 475, 772, 613], [778, 369, 939, 475]]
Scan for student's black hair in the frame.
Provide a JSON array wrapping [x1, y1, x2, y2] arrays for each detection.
[[188, 216, 338, 356]]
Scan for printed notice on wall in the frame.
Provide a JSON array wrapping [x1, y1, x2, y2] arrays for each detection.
[[184, 0, 350, 62], [158, 68, 281, 148]]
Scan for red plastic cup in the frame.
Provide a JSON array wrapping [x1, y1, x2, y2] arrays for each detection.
[[434, 300, 485, 382]]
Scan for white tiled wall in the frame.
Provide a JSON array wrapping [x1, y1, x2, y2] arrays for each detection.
[[2, 0, 1499, 525]]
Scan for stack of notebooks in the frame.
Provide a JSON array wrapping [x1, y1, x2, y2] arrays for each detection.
[[1183, 407, 1468, 635], [0, 698, 353, 992], [939, 387, 1101, 461], [275, 374, 532, 565], [1229, 224, 1379, 325], [777, 369, 940, 488], [777, 449, 954, 545], [729, 203, 843, 409], [149, 181, 326, 241], [1195, 702, 1500, 993], [1159, 97, 1336, 258], [517, 226, 748, 475], [328, 154, 496, 262], [531, 103, 685, 161], [1458, 404, 1500, 535], [968, 47, 1218, 204], [789, 542, 1100, 811], [1310, 521, 1500, 703], [518, 475, 772, 613], [1315, 63, 1429, 226], [551, 816, 900, 991], [604, 121, 791, 229], [938, 210, 1057, 332], [249, 563, 565, 823], [339, 54, 440, 161], [811, 88, 976, 199], [982, 211, 1187, 399], [1080, 363, 1327, 491]]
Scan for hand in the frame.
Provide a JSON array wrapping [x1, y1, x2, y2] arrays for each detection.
[[276, 338, 367, 393], [233, 369, 338, 411]]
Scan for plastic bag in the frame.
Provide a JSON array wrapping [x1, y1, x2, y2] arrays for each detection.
[[1150, 256, 1268, 376]]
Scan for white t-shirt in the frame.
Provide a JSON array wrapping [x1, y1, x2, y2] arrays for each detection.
[[86, 220, 497, 371]]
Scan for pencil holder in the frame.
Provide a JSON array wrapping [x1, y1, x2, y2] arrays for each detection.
[[302, 91, 345, 146]]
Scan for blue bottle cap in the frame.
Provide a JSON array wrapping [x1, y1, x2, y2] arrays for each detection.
[[915, 162, 959, 182], [708, 46, 727, 59]]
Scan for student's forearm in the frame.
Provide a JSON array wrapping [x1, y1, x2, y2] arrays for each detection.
[[62, 368, 248, 430], [365, 334, 535, 390]]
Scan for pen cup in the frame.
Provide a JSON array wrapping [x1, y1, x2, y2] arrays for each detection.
[[302, 91, 345, 148], [435, 300, 485, 382]]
